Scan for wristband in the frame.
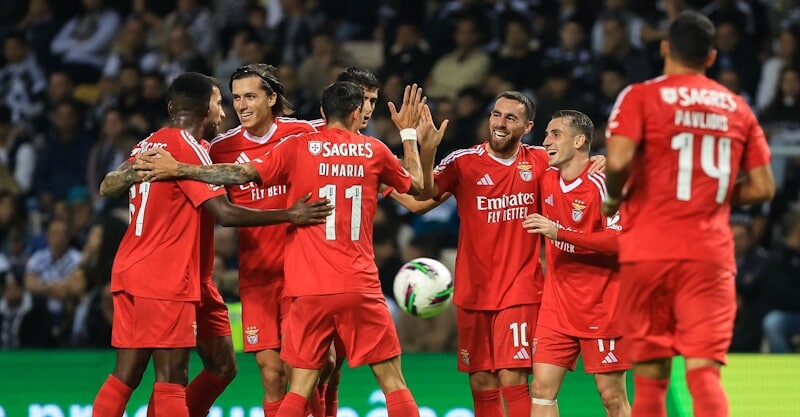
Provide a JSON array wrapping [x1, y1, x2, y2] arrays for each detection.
[[400, 128, 417, 141]]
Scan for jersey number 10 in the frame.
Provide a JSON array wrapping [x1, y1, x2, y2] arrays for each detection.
[[671, 133, 732, 204], [319, 184, 362, 241]]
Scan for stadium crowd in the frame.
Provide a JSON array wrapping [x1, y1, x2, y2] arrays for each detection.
[[0, 0, 798, 353]]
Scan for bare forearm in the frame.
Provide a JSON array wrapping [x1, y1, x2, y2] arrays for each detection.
[[100, 165, 138, 197], [216, 206, 290, 227], [402, 140, 423, 195], [176, 162, 259, 185], [416, 145, 438, 200]]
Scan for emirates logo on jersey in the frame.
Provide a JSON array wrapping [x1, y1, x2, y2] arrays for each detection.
[[660, 87, 678, 104], [308, 141, 322, 155]]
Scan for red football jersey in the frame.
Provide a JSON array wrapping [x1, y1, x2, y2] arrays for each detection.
[[434, 143, 547, 310], [198, 139, 215, 283], [208, 118, 323, 288], [607, 74, 771, 272], [112, 128, 226, 301], [250, 127, 412, 296], [539, 166, 621, 337]]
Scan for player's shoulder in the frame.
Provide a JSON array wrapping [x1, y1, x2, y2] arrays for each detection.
[[275, 116, 324, 134], [582, 170, 607, 199], [209, 125, 244, 148], [439, 143, 486, 166]]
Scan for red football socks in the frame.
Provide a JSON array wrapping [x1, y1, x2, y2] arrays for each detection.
[[472, 388, 504, 417], [386, 388, 419, 417], [185, 369, 231, 417], [153, 382, 189, 417], [276, 392, 307, 417], [632, 375, 669, 417], [687, 367, 728, 417], [263, 398, 283, 417], [501, 384, 531, 417], [92, 375, 133, 417]]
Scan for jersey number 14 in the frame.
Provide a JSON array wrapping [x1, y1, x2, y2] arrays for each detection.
[[671, 133, 732, 204]]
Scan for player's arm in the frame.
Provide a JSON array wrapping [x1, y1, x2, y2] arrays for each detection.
[[134, 147, 260, 185], [731, 164, 775, 206], [601, 134, 636, 216], [416, 104, 449, 201], [99, 161, 145, 197], [388, 83, 427, 194], [389, 189, 451, 214], [202, 193, 332, 227], [523, 213, 619, 254]]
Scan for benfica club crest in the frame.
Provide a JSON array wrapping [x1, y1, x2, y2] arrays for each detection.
[[245, 326, 260, 345], [660, 87, 678, 104], [517, 163, 533, 182], [571, 200, 586, 222], [308, 141, 322, 155]]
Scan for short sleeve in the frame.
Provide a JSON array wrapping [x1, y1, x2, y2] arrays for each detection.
[[251, 137, 294, 186], [376, 141, 412, 194], [433, 150, 461, 198], [606, 84, 645, 145]]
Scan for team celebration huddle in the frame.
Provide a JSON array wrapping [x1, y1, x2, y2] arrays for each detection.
[[91, 11, 774, 417]]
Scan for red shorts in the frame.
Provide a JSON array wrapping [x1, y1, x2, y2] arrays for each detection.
[[533, 325, 630, 373], [281, 292, 401, 369], [456, 304, 539, 373], [240, 281, 289, 352], [196, 279, 231, 339], [617, 260, 735, 364], [111, 291, 197, 349]]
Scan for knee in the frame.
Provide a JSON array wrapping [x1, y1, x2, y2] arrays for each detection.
[[597, 386, 627, 412], [469, 372, 500, 391], [155, 364, 189, 385], [259, 362, 287, 389], [215, 358, 238, 381], [113, 365, 148, 390], [530, 377, 557, 400]]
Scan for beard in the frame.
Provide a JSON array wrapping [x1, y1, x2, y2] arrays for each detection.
[[201, 121, 218, 140], [487, 134, 521, 155]]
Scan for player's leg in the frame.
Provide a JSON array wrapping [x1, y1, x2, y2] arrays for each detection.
[[318, 340, 343, 417], [594, 371, 630, 417], [529, 326, 584, 417], [493, 305, 538, 417], [339, 292, 418, 417], [529, 363, 567, 417], [152, 347, 193, 417], [675, 261, 736, 417], [241, 283, 288, 417], [616, 262, 676, 417], [458, 307, 504, 417], [93, 291, 152, 417], [93, 348, 152, 417], [187, 280, 237, 417], [580, 336, 631, 417], [277, 294, 337, 417]]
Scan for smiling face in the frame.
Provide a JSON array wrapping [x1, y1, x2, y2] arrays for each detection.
[[487, 97, 532, 157], [543, 116, 583, 167], [232, 76, 276, 136]]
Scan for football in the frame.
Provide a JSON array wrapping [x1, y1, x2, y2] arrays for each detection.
[[393, 257, 454, 318]]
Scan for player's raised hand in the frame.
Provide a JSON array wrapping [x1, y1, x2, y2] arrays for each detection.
[[588, 154, 606, 174], [417, 104, 449, 151], [388, 83, 426, 130], [134, 147, 179, 181], [522, 213, 558, 240], [287, 193, 334, 225]]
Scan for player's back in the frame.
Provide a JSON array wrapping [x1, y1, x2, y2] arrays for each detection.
[[112, 127, 224, 301], [209, 118, 320, 287], [609, 74, 765, 270], [277, 127, 412, 296], [435, 143, 547, 310]]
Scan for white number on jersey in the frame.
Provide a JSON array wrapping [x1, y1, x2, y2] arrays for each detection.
[[509, 322, 529, 348], [319, 184, 363, 241], [671, 133, 732, 204], [128, 182, 151, 237]]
